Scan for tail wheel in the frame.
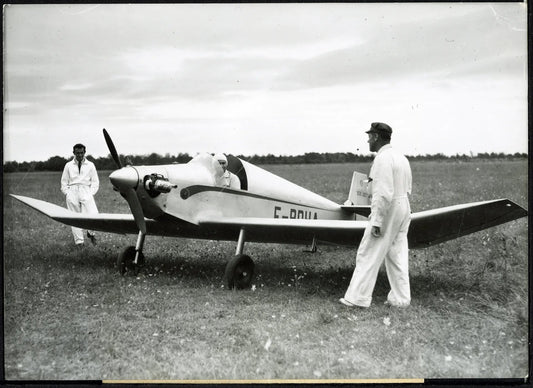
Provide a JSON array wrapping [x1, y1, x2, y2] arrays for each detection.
[[225, 254, 255, 290], [117, 246, 145, 276]]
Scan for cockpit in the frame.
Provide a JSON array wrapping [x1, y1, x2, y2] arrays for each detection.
[[189, 153, 248, 190]]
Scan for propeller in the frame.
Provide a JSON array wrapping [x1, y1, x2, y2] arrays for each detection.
[[103, 128, 122, 169], [125, 188, 147, 234], [104, 128, 146, 234]]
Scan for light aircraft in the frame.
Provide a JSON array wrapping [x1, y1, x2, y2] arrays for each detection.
[[11, 129, 527, 289]]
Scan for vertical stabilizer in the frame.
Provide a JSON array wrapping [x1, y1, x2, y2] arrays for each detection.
[[347, 171, 372, 220]]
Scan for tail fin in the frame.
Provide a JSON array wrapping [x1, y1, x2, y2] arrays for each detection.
[[343, 171, 372, 220], [347, 171, 371, 206]]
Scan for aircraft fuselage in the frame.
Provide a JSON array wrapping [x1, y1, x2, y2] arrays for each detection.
[[126, 154, 353, 229]]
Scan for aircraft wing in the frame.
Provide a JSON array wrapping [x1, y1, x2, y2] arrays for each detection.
[[199, 199, 527, 248], [10, 194, 144, 234], [11, 194, 197, 236], [407, 199, 527, 248], [12, 194, 526, 249], [11, 194, 368, 245]]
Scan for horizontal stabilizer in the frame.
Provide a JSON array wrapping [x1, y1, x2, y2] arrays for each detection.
[[408, 199, 527, 248], [340, 205, 371, 217]]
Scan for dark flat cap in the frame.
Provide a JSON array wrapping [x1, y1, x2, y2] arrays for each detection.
[[366, 122, 392, 135]]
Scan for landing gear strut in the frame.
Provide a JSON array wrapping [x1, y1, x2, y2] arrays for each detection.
[[303, 235, 318, 253], [225, 228, 255, 290]]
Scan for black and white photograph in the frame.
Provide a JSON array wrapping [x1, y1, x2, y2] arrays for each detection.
[[3, 3, 528, 382]]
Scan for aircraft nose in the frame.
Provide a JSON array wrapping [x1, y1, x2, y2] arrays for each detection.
[[109, 166, 139, 191]]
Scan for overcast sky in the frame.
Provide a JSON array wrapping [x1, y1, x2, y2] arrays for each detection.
[[3, 3, 528, 163]]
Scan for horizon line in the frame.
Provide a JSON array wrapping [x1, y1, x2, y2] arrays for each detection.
[[3, 150, 528, 165]]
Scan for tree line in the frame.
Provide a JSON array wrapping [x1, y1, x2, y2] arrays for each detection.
[[3, 151, 528, 173]]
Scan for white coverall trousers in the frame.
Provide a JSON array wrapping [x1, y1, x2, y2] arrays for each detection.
[[65, 185, 98, 244], [344, 196, 411, 307]]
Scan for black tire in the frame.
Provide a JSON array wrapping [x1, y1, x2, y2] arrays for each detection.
[[225, 254, 255, 290], [117, 246, 145, 276]]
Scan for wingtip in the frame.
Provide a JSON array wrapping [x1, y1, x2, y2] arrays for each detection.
[[502, 198, 528, 217]]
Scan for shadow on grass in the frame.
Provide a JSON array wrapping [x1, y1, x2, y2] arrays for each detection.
[[30, 240, 510, 306], [68, 246, 355, 293], [411, 273, 474, 295]]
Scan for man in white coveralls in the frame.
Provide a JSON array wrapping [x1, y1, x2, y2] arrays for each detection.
[[340, 122, 412, 308], [60, 143, 99, 245]]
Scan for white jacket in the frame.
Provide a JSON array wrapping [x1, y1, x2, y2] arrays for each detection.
[[60, 158, 99, 196], [368, 144, 412, 228]]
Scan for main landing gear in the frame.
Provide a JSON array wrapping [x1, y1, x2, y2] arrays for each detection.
[[225, 228, 255, 290], [117, 227, 255, 290], [225, 254, 254, 290], [117, 231, 146, 276]]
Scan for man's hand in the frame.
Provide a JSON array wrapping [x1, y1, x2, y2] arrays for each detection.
[[371, 226, 381, 237]]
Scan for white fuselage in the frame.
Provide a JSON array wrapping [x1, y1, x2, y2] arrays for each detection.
[[130, 154, 352, 225]]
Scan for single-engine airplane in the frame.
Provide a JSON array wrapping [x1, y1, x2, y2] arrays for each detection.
[[11, 129, 527, 289]]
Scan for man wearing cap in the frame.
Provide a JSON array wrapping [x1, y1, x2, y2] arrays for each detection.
[[214, 153, 241, 189], [60, 143, 99, 246], [340, 122, 412, 308]]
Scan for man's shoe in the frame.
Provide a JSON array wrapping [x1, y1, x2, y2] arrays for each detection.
[[340, 298, 368, 308], [384, 300, 410, 308], [87, 232, 96, 245], [339, 298, 356, 307]]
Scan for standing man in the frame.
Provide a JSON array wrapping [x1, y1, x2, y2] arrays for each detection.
[[61, 143, 99, 245], [214, 153, 241, 189], [340, 122, 412, 308]]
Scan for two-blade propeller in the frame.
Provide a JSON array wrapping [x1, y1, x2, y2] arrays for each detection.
[[104, 128, 147, 234], [103, 128, 122, 169]]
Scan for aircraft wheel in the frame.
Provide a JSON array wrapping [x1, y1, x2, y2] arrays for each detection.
[[117, 246, 145, 276], [225, 254, 255, 290]]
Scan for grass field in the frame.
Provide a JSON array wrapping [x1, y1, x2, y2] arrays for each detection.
[[3, 160, 528, 381]]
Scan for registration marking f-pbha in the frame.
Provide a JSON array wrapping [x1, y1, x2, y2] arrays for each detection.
[[274, 206, 318, 219]]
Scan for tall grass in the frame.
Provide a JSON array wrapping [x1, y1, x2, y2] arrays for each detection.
[[3, 159, 528, 380]]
